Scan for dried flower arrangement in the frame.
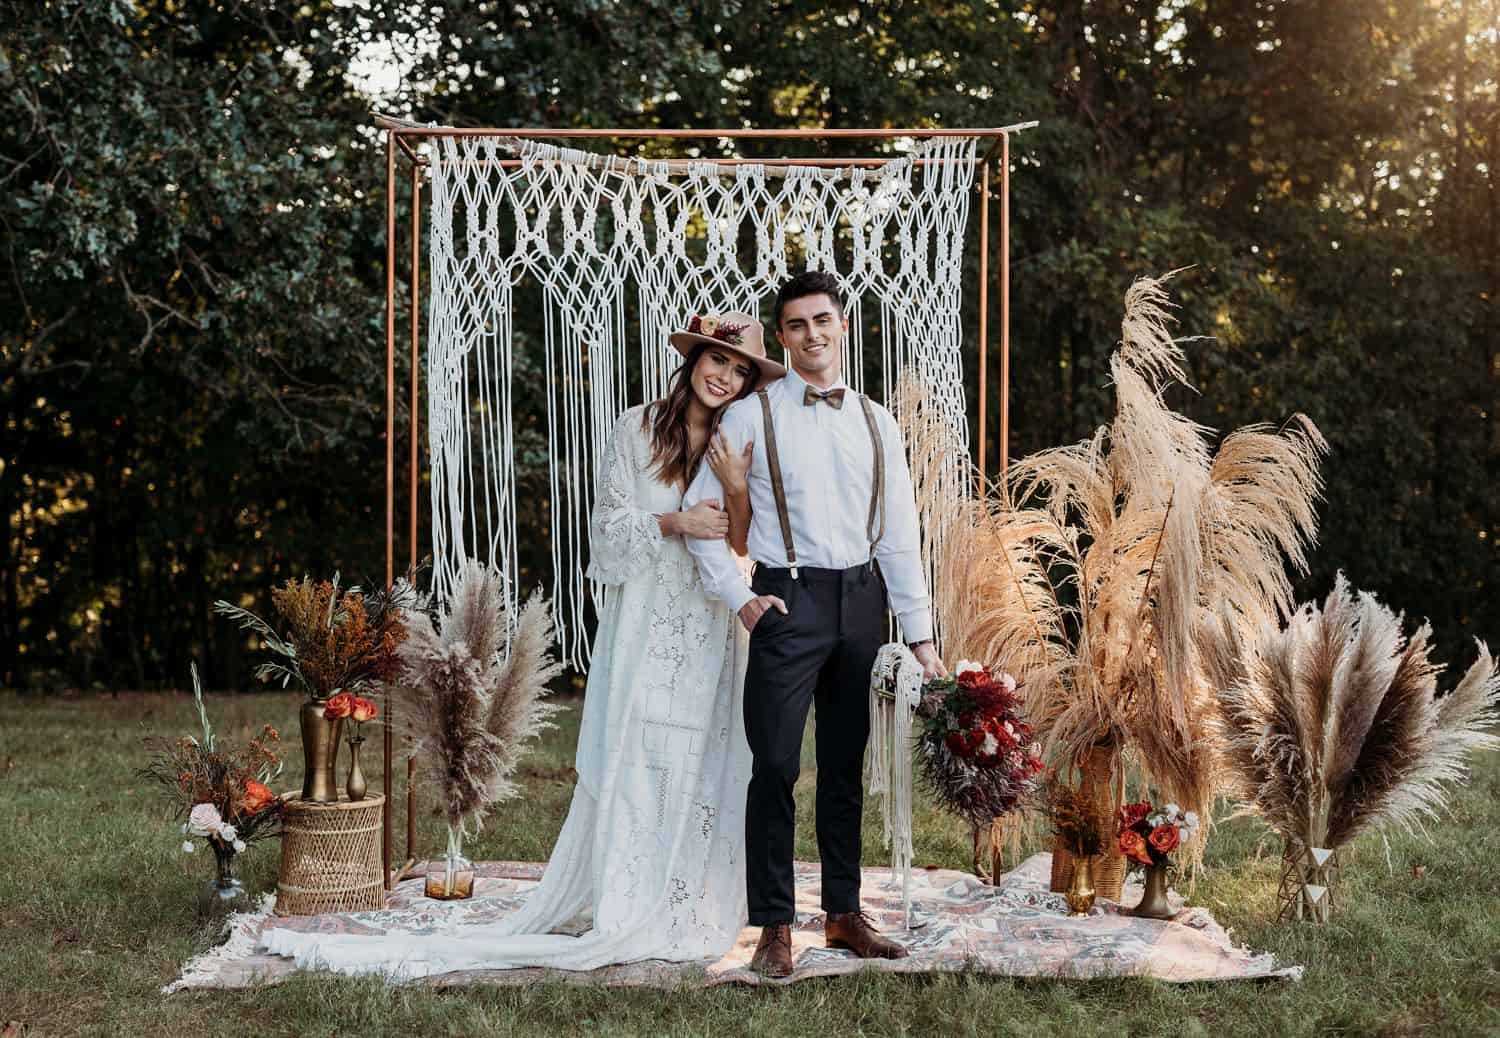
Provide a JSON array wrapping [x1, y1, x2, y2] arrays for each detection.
[[386, 560, 563, 892], [1047, 781, 1103, 859], [1205, 574, 1500, 919], [140, 663, 286, 890], [908, 272, 1328, 839], [213, 575, 417, 702]]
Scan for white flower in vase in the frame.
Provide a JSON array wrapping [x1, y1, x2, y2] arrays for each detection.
[[187, 802, 223, 837]]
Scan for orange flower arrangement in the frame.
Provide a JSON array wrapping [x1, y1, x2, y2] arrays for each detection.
[[140, 664, 286, 856], [1117, 798, 1198, 871], [215, 575, 418, 702]]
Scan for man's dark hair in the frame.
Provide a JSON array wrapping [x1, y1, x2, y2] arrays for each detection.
[[774, 270, 845, 329]]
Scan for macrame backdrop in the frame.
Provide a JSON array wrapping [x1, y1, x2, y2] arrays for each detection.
[[425, 133, 980, 667]]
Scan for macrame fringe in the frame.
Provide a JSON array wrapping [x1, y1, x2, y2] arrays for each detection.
[[424, 134, 980, 669], [869, 642, 923, 928]]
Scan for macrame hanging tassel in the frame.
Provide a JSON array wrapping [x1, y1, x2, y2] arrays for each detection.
[[425, 132, 980, 673], [868, 642, 923, 929]]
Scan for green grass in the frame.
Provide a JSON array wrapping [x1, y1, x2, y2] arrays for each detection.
[[1, 689, 1497, 1037]]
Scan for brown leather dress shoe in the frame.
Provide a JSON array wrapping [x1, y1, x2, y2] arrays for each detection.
[[749, 923, 794, 978], [824, 910, 909, 959]]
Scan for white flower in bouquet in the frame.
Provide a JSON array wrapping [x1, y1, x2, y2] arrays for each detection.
[[187, 802, 223, 837], [1164, 803, 1181, 818], [181, 840, 196, 853], [996, 671, 1018, 694], [980, 732, 999, 757], [953, 659, 985, 678], [217, 823, 239, 843], [232, 839, 247, 853]]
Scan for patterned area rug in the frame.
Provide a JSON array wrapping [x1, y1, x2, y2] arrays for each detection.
[[164, 853, 1300, 992]]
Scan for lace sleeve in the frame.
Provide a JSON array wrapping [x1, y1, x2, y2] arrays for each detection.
[[586, 409, 666, 585]]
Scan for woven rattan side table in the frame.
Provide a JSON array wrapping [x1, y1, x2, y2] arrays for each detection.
[[275, 793, 386, 916]]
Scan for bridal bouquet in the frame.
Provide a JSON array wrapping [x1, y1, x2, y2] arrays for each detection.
[[918, 660, 1045, 829]]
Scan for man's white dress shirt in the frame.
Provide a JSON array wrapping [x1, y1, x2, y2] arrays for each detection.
[[682, 366, 933, 644]]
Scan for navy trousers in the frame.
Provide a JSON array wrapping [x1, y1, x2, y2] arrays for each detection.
[[742, 562, 886, 926]]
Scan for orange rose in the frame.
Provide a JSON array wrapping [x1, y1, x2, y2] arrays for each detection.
[[1118, 828, 1153, 866], [1148, 823, 1180, 856], [323, 692, 355, 719], [240, 779, 275, 815], [351, 697, 379, 723]]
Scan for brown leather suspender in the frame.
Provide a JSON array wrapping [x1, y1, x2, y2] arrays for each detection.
[[757, 388, 799, 577], [857, 393, 886, 553], [756, 386, 885, 579]]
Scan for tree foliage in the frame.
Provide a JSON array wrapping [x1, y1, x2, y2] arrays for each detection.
[[3, 0, 1495, 689]]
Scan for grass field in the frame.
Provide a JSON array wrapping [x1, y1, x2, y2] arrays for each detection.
[[1, 689, 1497, 1037]]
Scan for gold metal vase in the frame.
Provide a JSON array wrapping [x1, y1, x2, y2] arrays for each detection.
[[1129, 863, 1174, 920], [345, 734, 368, 802], [1064, 854, 1096, 917], [299, 699, 344, 803]]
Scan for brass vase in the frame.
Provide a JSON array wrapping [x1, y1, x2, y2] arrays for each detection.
[[1129, 863, 1174, 920], [1064, 855, 1096, 917], [299, 699, 344, 803], [346, 734, 368, 801]]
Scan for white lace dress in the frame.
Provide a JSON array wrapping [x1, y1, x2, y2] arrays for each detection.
[[260, 405, 752, 978]]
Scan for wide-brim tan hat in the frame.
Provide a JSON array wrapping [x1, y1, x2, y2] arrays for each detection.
[[668, 310, 786, 386]]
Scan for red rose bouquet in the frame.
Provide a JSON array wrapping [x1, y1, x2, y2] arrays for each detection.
[[1116, 798, 1199, 870], [918, 660, 1044, 829]]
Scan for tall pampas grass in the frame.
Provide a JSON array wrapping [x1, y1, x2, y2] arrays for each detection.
[[1213, 574, 1500, 852], [388, 560, 563, 841], [904, 271, 1328, 827]]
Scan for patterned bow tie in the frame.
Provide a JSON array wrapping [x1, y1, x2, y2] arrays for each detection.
[[803, 386, 846, 409]]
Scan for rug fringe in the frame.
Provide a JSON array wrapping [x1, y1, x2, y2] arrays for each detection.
[[162, 893, 277, 994]]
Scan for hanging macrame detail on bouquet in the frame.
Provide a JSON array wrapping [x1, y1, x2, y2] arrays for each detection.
[[423, 133, 981, 665]]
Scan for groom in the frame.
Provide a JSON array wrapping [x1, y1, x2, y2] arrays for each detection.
[[684, 271, 945, 978]]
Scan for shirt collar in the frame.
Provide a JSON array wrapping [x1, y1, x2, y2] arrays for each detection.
[[782, 365, 849, 399]]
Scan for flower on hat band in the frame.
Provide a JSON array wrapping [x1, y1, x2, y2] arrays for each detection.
[[687, 314, 747, 347]]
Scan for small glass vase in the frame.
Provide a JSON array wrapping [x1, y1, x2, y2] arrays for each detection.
[[1129, 862, 1174, 920], [424, 826, 475, 900], [346, 735, 368, 801], [198, 840, 248, 914], [1064, 854, 1096, 917]]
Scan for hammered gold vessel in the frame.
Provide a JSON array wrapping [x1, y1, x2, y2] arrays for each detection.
[[1064, 855, 1096, 917]]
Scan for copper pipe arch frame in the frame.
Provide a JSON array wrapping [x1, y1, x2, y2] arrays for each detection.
[[379, 121, 1030, 883]]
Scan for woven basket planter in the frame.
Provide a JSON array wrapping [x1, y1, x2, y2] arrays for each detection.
[[1048, 743, 1127, 902], [275, 792, 386, 916]]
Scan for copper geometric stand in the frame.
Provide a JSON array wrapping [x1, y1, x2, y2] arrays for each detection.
[[1277, 838, 1340, 923]]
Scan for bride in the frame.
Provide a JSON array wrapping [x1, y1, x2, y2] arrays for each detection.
[[261, 312, 783, 977]]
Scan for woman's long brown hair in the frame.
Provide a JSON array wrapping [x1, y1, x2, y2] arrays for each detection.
[[642, 345, 756, 487]]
